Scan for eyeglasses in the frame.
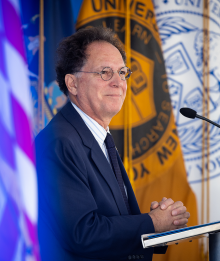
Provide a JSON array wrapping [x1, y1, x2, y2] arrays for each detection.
[[76, 66, 132, 81]]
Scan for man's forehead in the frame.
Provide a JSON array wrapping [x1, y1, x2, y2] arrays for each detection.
[[85, 41, 124, 65], [86, 41, 115, 53]]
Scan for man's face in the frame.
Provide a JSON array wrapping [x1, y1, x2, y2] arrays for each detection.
[[67, 41, 127, 128]]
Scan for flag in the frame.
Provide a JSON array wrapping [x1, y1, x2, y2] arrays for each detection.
[[76, 0, 200, 260], [19, 0, 40, 136], [154, 0, 220, 259], [0, 0, 40, 260], [43, 0, 74, 126], [20, 0, 74, 134]]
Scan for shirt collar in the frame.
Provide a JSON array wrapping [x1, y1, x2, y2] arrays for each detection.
[[71, 102, 109, 145]]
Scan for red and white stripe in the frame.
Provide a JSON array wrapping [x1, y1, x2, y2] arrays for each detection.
[[0, 0, 40, 260]]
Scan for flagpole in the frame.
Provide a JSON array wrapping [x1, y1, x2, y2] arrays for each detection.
[[124, 0, 134, 189], [38, 0, 44, 133], [204, 0, 210, 252], [201, 0, 210, 260]]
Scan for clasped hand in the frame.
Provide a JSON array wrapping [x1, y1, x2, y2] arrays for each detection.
[[148, 197, 190, 233]]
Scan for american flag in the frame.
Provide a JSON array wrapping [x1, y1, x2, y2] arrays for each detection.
[[0, 0, 40, 260]]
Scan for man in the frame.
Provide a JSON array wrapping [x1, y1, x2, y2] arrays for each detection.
[[35, 27, 190, 261]]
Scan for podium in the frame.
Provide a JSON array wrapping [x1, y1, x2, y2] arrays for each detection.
[[141, 221, 220, 261]]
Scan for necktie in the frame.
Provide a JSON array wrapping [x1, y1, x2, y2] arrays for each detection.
[[104, 133, 131, 215]]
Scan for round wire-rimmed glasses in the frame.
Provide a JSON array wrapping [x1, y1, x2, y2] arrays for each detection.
[[76, 66, 132, 81]]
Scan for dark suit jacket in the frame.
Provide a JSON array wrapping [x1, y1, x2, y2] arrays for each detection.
[[35, 102, 165, 261]]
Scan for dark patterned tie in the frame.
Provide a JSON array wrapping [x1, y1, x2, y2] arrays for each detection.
[[105, 133, 131, 215]]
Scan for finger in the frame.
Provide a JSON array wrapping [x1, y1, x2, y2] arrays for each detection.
[[173, 212, 190, 222], [159, 197, 168, 204], [150, 201, 159, 211], [171, 206, 187, 216], [173, 218, 189, 226], [160, 198, 174, 210], [180, 211, 190, 219], [169, 222, 188, 231], [172, 224, 188, 230], [169, 201, 184, 212], [173, 211, 190, 222], [173, 214, 190, 226]]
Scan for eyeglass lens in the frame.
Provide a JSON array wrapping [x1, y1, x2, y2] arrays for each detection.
[[101, 67, 130, 81]]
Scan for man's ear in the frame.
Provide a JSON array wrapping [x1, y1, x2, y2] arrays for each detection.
[[65, 74, 78, 95]]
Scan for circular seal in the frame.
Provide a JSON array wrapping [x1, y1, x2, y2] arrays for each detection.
[[155, 6, 220, 184]]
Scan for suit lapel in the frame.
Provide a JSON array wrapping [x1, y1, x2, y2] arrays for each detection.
[[60, 102, 129, 215]]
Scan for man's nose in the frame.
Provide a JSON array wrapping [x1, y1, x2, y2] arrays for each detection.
[[111, 71, 123, 83]]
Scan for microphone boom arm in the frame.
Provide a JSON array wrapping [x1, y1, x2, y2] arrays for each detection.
[[196, 114, 220, 128]]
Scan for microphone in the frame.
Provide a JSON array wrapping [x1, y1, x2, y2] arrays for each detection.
[[180, 107, 220, 128]]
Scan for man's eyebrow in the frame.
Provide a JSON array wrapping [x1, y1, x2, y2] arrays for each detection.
[[92, 66, 106, 71], [95, 65, 126, 70]]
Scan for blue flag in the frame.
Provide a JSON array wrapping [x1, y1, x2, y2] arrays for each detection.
[[21, 0, 75, 132]]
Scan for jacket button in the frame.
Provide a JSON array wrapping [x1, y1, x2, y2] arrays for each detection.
[[132, 255, 136, 259], [128, 256, 132, 260], [136, 255, 140, 259], [140, 255, 144, 259]]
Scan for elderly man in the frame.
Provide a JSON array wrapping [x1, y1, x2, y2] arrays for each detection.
[[35, 27, 189, 261]]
